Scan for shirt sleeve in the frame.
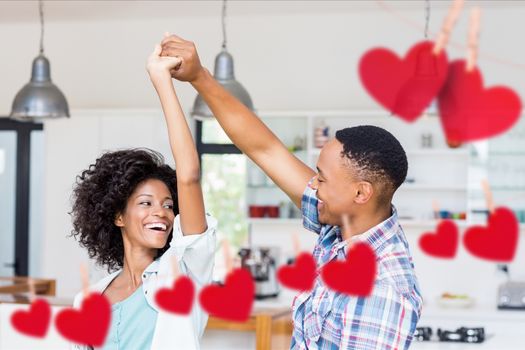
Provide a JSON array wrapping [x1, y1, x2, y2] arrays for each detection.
[[338, 282, 419, 350], [302, 177, 322, 234], [168, 213, 218, 287]]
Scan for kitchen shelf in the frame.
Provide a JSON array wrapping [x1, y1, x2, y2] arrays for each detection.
[[491, 187, 525, 191], [406, 149, 469, 156], [400, 184, 467, 191], [309, 148, 469, 157], [488, 152, 525, 156], [247, 184, 277, 189], [248, 218, 302, 224]]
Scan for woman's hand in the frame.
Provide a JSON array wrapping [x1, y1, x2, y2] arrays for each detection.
[[146, 44, 182, 83]]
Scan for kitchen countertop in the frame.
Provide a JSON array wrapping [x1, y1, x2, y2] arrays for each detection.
[[255, 293, 525, 349]]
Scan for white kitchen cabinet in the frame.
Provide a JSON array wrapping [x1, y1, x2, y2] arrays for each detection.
[[246, 110, 470, 225]]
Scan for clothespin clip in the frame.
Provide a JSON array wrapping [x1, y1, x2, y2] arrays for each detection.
[[27, 277, 36, 303], [433, 0, 465, 55], [222, 239, 234, 275], [341, 213, 353, 252], [292, 232, 302, 256], [171, 255, 180, 280], [466, 7, 481, 72], [481, 179, 495, 215], [432, 199, 441, 220], [80, 263, 90, 298]]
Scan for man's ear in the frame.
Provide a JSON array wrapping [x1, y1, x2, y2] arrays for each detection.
[[114, 212, 124, 227], [355, 182, 373, 204]]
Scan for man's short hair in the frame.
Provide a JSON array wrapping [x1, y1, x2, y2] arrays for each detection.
[[335, 125, 408, 205]]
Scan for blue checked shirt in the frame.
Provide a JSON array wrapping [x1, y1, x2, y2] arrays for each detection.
[[290, 180, 423, 350]]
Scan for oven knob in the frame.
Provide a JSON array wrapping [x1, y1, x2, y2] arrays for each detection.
[[521, 296, 525, 305], [500, 295, 510, 305]]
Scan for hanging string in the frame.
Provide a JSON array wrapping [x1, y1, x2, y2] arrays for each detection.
[[221, 0, 227, 49], [375, 0, 525, 70], [39, 0, 44, 54], [424, 0, 430, 39]]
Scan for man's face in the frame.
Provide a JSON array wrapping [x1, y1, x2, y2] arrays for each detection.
[[311, 139, 360, 226]]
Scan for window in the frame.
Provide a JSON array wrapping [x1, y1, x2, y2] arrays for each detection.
[[196, 119, 248, 277], [0, 118, 43, 277]]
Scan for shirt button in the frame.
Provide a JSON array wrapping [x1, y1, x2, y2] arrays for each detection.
[[145, 290, 148, 294], [143, 274, 146, 278]]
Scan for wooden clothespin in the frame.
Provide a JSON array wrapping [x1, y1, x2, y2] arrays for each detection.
[[433, 0, 465, 55], [481, 179, 495, 215], [432, 199, 441, 220], [466, 7, 481, 72], [80, 263, 90, 298], [27, 277, 36, 303], [222, 239, 234, 275], [171, 256, 180, 280], [341, 213, 353, 252], [292, 232, 302, 256]]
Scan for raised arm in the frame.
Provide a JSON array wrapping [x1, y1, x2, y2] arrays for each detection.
[[147, 44, 207, 235], [161, 35, 315, 208]]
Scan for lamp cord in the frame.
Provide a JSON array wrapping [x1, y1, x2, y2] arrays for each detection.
[[39, 0, 44, 54], [221, 0, 227, 49]]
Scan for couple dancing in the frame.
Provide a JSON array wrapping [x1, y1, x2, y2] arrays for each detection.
[[70, 34, 421, 350]]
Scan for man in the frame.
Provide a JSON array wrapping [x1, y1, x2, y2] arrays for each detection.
[[161, 35, 422, 349]]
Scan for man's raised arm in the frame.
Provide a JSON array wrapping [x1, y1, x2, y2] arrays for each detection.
[[161, 34, 315, 207]]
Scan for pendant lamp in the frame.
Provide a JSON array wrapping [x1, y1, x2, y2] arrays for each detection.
[[191, 0, 253, 120], [10, 0, 69, 122]]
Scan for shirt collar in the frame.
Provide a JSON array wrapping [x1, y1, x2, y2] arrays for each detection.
[[336, 205, 400, 254]]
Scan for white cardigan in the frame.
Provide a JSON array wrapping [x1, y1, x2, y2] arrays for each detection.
[[71, 214, 217, 350]]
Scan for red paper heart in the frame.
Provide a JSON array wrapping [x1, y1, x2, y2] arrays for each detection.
[[419, 220, 459, 259], [277, 252, 316, 291], [321, 242, 377, 297], [438, 60, 522, 142], [155, 276, 195, 315], [359, 40, 448, 122], [55, 293, 111, 347], [199, 268, 254, 322], [10, 299, 51, 338], [463, 207, 519, 262]]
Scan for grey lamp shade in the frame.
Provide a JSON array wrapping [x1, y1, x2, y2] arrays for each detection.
[[191, 49, 253, 121], [10, 54, 69, 122]]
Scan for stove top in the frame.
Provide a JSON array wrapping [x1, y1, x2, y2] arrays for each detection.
[[414, 327, 485, 343]]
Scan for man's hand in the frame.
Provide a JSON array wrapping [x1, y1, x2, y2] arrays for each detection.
[[161, 33, 206, 83]]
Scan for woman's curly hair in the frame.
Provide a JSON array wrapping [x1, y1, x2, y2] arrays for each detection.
[[70, 148, 179, 273]]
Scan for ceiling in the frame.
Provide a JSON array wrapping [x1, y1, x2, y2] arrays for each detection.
[[1, 0, 523, 23]]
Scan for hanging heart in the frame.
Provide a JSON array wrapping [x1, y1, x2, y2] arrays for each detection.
[[438, 60, 522, 142], [10, 299, 51, 338], [55, 293, 111, 347], [463, 207, 519, 262], [277, 252, 316, 292], [199, 268, 254, 322], [359, 40, 448, 122], [321, 242, 377, 297], [419, 220, 459, 259], [155, 275, 195, 315]]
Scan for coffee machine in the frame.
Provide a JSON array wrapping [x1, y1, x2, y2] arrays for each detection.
[[239, 247, 280, 299]]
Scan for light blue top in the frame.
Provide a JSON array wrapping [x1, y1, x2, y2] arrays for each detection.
[[100, 285, 157, 350]]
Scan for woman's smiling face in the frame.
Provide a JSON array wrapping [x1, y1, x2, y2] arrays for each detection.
[[115, 178, 175, 250]]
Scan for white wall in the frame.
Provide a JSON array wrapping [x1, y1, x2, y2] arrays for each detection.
[[1, 1, 524, 297], [1, 1, 524, 114]]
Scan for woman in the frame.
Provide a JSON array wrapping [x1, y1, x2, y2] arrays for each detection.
[[70, 42, 216, 349]]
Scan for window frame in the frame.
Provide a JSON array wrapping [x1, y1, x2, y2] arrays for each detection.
[[0, 118, 43, 276]]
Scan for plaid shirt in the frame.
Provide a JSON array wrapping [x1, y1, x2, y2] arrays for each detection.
[[290, 180, 423, 350]]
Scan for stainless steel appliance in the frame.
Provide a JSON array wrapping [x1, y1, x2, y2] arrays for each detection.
[[498, 281, 525, 310], [239, 247, 280, 299]]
